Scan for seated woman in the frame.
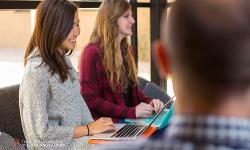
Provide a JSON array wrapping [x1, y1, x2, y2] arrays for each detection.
[[19, 0, 114, 149], [79, 0, 164, 123]]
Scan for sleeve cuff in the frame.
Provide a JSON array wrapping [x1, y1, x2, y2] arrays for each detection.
[[127, 107, 136, 119]]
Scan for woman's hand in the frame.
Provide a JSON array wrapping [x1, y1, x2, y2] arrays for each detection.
[[88, 117, 115, 135], [149, 99, 164, 113], [135, 102, 154, 118]]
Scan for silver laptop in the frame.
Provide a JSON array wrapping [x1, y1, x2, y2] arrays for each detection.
[[90, 96, 175, 141]]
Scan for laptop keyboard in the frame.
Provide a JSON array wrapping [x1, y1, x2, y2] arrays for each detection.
[[111, 124, 148, 138]]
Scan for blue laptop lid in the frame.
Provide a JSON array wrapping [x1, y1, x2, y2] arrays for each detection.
[[141, 101, 174, 129], [124, 100, 175, 129], [158, 101, 175, 129]]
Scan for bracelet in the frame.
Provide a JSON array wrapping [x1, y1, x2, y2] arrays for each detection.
[[86, 125, 90, 136]]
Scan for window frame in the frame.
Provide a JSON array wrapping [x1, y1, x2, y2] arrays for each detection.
[[0, 0, 174, 90]]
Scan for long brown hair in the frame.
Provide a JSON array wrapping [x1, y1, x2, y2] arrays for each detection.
[[90, 0, 138, 89], [24, 0, 78, 82]]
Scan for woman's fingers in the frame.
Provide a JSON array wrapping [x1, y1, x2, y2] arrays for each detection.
[[142, 105, 154, 117], [152, 99, 164, 113]]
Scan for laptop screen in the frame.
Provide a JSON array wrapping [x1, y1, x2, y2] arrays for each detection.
[[148, 96, 175, 126]]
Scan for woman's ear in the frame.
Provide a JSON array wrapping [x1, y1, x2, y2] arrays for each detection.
[[153, 41, 170, 76]]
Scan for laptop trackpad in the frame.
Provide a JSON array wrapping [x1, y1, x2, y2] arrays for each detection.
[[90, 123, 126, 139]]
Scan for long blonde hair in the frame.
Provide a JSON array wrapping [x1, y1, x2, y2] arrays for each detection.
[[90, 0, 138, 89]]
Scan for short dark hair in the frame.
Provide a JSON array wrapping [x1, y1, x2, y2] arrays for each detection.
[[168, 0, 250, 97], [24, 0, 78, 82]]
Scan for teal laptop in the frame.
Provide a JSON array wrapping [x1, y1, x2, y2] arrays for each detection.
[[125, 99, 175, 129], [90, 98, 175, 141]]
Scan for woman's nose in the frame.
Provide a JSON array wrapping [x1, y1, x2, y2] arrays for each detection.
[[73, 27, 80, 36], [131, 17, 135, 24]]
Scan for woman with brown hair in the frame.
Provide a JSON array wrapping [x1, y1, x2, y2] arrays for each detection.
[[19, 0, 114, 149], [79, 0, 164, 123]]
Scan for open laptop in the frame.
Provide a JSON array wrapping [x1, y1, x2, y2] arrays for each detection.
[[90, 96, 175, 141]]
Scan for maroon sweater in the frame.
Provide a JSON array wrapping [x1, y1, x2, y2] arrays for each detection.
[[79, 42, 152, 122]]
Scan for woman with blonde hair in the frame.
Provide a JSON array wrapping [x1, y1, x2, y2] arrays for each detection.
[[19, 0, 114, 149], [79, 0, 163, 122]]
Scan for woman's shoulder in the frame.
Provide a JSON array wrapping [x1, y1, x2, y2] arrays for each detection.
[[84, 42, 102, 56], [21, 61, 49, 89], [81, 42, 103, 61], [24, 55, 49, 79]]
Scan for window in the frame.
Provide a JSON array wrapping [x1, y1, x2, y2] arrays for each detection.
[[137, 8, 150, 81], [0, 10, 32, 87], [71, 9, 98, 70], [137, 0, 150, 2], [0, 0, 174, 91], [164, 5, 175, 97], [0, 9, 100, 87]]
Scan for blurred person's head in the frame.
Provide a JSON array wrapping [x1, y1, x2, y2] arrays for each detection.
[[155, 0, 250, 116], [24, 0, 79, 82], [90, 0, 137, 90]]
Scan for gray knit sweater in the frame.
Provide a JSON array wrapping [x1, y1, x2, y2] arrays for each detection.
[[19, 49, 94, 150]]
